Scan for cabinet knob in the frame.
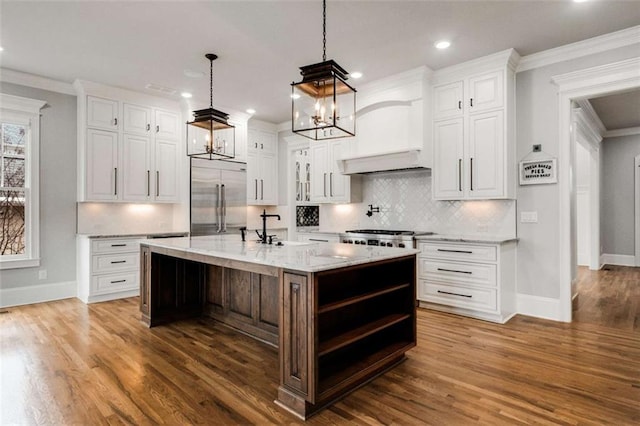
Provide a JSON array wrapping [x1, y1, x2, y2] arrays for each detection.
[[146, 123, 151, 131]]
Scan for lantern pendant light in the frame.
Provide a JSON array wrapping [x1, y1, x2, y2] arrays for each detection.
[[291, 0, 356, 140], [186, 53, 235, 160]]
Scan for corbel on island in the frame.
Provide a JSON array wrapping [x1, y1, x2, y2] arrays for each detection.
[[139, 236, 418, 419]]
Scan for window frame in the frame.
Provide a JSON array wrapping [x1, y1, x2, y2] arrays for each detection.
[[0, 93, 46, 270]]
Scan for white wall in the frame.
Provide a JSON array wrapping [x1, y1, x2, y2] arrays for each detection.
[[0, 82, 77, 292], [515, 43, 639, 300], [601, 133, 640, 256]]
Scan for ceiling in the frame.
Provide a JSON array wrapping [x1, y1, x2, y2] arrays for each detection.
[[1, 1, 639, 124], [589, 89, 640, 131]]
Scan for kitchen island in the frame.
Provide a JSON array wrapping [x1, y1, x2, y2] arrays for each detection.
[[139, 236, 418, 419]]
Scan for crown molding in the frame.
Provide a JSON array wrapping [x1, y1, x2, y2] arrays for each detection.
[[518, 25, 640, 73], [603, 126, 640, 138], [573, 107, 603, 149], [551, 57, 640, 94], [0, 68, 75, 96], [0, 93, 47, 114], [574, 99, 606, 135]]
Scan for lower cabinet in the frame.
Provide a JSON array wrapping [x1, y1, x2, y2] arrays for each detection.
[[77, 236, 144, 303], [204, 265, 279, 345], [416, 239, 516, 323]]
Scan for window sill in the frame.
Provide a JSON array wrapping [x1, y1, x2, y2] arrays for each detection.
[[0, 258, 40, 270]]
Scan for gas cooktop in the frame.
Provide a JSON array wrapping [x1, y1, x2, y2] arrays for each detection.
[[345, 229, 415, 236]]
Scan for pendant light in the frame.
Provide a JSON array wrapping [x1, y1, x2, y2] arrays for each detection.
[[186, 53, 235, 160], [291, 0, 356, 140]]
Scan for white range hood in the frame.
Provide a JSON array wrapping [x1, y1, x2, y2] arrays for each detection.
[[336, 149, 428, 175]]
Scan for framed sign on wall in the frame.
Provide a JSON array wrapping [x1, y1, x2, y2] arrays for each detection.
[[519, 158, 557, 185]]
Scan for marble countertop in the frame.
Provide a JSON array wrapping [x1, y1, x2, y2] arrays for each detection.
[[414, 234, 518, 244], [78, 231, 189, 239], [142, 236, 418, 273]]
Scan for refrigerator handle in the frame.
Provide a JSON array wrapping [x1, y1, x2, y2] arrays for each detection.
[[221, 184, 227, 232], [216, 184, 222, 233]]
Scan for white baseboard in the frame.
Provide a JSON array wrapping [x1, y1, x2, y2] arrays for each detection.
[[600, 253, 636, 267], [516, 294, 563, 322], [0, 281, 76, 308]]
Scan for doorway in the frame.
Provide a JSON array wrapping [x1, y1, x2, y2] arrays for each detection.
[[555, 57, 640, 322]]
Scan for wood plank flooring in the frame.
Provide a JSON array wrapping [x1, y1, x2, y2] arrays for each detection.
[[1, 297, 638, 425], [573, 265, 640, 331]]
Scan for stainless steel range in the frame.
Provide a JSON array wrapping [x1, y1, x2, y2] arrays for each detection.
[[340, 229, 431, 248]]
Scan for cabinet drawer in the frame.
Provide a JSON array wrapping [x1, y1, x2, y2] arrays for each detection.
[[92, 253, 139, 273], [419, 280, 497, 312], [418, 242, 496, 262], [418, 259, 496, 287], [91, 238, 143, 254], [92, 272, 139, 295]]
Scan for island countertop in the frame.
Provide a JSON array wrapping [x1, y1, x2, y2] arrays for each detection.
[[141, 236, 418, 273]]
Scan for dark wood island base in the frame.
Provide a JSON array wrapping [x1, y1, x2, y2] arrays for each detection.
[[140, 242, 417, 420]]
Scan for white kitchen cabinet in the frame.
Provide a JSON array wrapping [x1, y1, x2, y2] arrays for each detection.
[[87, 96, 119, 131], [432, 51, 516, 201], [123, 103, 152, 135], [295, 149, 312, 204], [78, 85, 181, 203], [77, 236, 145, 303], [309, 139, 359, 204], [297, 231, 340, 243], [154, 109, 180, 140], [416, 239, 516, 323], [122, 134, 152, 201], [247, 127, 278, 205], [86, 129, 119, 201]]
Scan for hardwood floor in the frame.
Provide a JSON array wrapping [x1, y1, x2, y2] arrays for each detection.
[[1, 297, 639, 425], [573, 265, 640, 331]]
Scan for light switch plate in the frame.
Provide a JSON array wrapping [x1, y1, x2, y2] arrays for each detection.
[[521, 211, 538, 223]]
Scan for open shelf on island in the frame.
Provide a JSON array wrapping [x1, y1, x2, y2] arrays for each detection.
[[318, 282, 411, 314]]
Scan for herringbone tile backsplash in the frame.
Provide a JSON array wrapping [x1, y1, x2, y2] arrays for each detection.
[[319, 169, 516, 235]]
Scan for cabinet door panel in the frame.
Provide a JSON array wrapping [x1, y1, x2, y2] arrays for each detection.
[[122, 134, 151, 201], [468, 71, 503, 113], [155, 110, 179, 139], [259, 154, 278, 205], [123, 103, 152, 135], [467, 111, 504, 198], [433, 81, 464, 120], [433, 118, 464, 200], [309, 143, 328, 203], [254, 274, 279, 332], [86, 129, 119, 200], [246, 151, 260, 204], [87, 96, 118, 130], [328, 140, 349, 202], [155, 139, 179, 202]]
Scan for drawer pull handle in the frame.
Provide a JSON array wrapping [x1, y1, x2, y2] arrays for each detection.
[[438, 290, 472, 298], [110, 279, 126, 284], [437, 267, 472, 275], [437, 249, 473, 254], [111, 244, 127, 247], [309, 238, 329, 242], [110, 260, 127, 264]]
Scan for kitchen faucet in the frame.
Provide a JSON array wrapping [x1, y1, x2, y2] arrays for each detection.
[[258, 209, 281, 244]]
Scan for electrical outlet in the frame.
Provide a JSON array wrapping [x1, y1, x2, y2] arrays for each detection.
[[521, 211, 538, 223], [38, 270, 47, 280]]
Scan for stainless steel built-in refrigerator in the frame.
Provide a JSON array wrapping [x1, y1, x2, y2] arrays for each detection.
[[190, 159, 247, 236]]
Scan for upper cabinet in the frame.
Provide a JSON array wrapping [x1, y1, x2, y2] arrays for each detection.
[[247, 124, 278, 205], [76, 83, 182, 203], [431, 49, 518, 201], [309, 138, 360, 204]]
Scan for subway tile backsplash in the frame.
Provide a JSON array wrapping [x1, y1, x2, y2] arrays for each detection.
[[319, 169, 516, 236]]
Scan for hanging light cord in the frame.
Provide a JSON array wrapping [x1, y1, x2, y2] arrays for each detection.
[[322, 0, 327, 61], [209, 57, 214, 108]]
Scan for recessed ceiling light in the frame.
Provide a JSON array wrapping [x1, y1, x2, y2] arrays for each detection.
[[350, 72, 363, 79], [181, 92, 193, 99], [0, 46, 4, 52], [435, 40, 451, 50], [573, 0, 588, 3], [291, 93, 301, 100], [246, 108, 256, 114], [184, 69, 204, 78]]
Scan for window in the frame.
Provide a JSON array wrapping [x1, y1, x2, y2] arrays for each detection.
[[0, 94, 46, 269]]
